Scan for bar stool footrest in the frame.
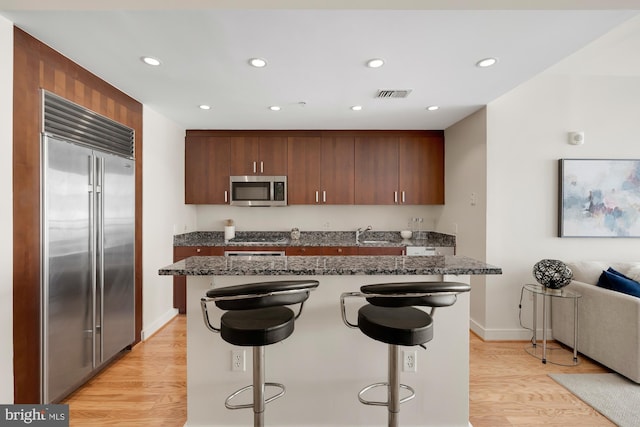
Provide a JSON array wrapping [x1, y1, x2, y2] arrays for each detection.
[[224, 382, 286, 410], [358, 382, 415, 406]]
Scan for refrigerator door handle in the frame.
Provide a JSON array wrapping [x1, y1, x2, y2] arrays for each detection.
[[89, 154, 98, 370], [96, 156, 105, 365]]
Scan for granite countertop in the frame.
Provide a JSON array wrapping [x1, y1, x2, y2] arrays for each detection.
[[158, 255, 501, 276], [173, 230, 456, 248]]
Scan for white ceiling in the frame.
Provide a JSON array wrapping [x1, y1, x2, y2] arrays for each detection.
[[1, 1, 639, 130]]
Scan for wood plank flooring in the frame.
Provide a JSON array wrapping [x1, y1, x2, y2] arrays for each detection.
[[63, 315, 614, 426], [62, 316, 186, 426]]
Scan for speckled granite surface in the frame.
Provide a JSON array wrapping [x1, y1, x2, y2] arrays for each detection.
[[158, 255, 501, 276], [173, 230, 456, 248]]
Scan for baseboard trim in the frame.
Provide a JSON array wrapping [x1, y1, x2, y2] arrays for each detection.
[[470, 318, 547, 341], [141, 308, 179, 341]]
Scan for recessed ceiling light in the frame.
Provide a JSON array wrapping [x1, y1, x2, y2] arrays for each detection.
[[351, 105, 363, 111], [366, 58, 385, 68], [476, 57, 498, 68], [269, 105, 281, 111], [199, 105, 211, 110], [427, 105, 439, 111], [141, 56, 161, 66], [249, 58, 267, 68]]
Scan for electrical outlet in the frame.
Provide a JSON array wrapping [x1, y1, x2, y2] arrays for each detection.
[[231, 349, 245, 372], [402, 350, 417, 372]]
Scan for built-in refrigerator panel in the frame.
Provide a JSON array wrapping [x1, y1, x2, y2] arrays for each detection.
[[100, 151, 135, 360], [42, 136, 96, 403], [41, 136, 135, 403], [41, 90, 135, 404]]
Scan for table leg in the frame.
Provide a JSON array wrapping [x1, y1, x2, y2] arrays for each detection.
[[542, 293, 547, 364], [532, 290, 537, 348], [573, 297, 579, 363]]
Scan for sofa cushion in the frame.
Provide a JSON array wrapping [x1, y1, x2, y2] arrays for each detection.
[[567, 261, 610, 285], [597, 268, 640, 298], [626, 264, 640, 282]]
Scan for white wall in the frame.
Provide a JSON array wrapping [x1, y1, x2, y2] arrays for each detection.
[[195, 205, 444, 234], [142, 106, 196, 339], [483, 15, 640, 340], [0, 15, 14, 404], [442, 108, 488, 336]]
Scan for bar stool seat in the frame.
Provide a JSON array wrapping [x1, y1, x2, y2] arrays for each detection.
[[358, 305, 433, 346], [201, 279, 319, 427], [340, 281, 471, 427], [220, 306, 295, 346]]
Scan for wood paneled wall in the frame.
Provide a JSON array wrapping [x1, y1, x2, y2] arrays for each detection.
[[12, 27, 143, 403]]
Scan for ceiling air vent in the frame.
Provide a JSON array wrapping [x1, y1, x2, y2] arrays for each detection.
[[376, 89, 412, 98]]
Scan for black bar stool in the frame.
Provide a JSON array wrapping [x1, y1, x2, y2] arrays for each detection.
[[201, 279, 319, 427], [340, 281, 471, 427]]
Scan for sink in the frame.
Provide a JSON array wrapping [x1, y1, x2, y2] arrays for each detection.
[[362, 240, 390, 244]]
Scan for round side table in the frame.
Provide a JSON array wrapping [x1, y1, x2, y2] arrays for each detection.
[[523, 283, 581, 366]]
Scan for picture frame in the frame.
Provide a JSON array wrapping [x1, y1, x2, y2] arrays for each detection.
[[559, 159, 640, 237]]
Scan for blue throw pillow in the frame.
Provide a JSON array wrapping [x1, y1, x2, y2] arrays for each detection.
[[597, 268, 640, 298]]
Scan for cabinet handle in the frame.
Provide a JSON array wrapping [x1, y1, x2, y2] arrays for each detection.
[[315, 191, 319, 203], [337, 248, 343, 253], [196, 248, 201, 253], [402, 191, 406, 204], [323, 191, 326, 203], [253, 161, 257, 174], [394, 191, 398, 204], [224, 190, 228, 203], [260, 161, 264, 174]]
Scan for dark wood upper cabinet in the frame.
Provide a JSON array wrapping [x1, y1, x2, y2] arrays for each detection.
[[288, 136, 354, 204], [185, 136, 230, 204], [354, 136, 399, 204], [185, 130, 443, 206], [399, 135, 445, 204], [287, 136, 322, 204], [320, 137, 355, 204], [355, 132, 444, 205], [230, 136, 287, 175]]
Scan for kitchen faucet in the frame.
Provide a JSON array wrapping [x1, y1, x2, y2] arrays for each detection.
[[355, 225, 372, 245]]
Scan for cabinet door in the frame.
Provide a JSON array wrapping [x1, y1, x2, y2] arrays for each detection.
[[323, 246, 358, 255], [399, 134, 444, 204], [230, 136, 260, 175], [185, 137, 231, 204], [259, 137, 288, 175], [230, 136, 287, 175], [173, 246, 224, 314], [321, 137, 355, 204], [354, 136, 399, 204], [285, 246, 358, 256], [287, 137, 321, 204], [358, 247, 405, 256]]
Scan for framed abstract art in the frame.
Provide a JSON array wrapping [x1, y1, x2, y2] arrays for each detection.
[[559, 159, 640, 237]]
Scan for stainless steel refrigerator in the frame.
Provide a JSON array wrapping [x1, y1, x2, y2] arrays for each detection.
[[41, 132, 135, 403]]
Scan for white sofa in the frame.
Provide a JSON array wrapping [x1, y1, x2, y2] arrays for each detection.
[[551, 261, 640, 383]]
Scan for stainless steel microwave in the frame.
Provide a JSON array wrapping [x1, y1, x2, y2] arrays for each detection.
[[229, 176, 287, 206]]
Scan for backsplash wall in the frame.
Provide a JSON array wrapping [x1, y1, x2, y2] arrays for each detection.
[[194, 204, 446, 234]]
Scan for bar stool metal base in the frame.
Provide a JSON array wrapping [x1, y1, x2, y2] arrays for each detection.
[[222, 346, 285, 427], [224, 382, 286, 410], [358, 382, 416, 406], [357, 344, 415, 427]]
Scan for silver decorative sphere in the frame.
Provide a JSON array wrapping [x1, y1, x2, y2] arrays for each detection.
[[533, 259, 573, 289]]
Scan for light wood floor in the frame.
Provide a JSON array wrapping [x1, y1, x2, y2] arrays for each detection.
[[63, 315, 614, 426]]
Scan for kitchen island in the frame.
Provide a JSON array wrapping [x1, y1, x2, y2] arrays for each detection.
[[159, 255, 501, 427]]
